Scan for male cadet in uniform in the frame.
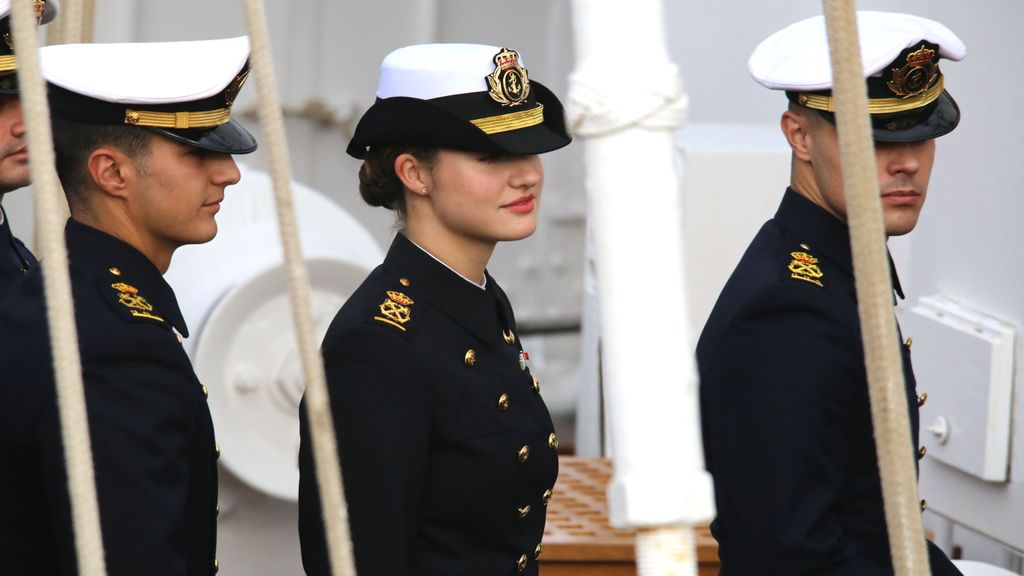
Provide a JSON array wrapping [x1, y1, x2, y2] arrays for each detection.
[[698, 12, 965, 576], [0, 37, 255, 575], [0, 0, 58, 299]]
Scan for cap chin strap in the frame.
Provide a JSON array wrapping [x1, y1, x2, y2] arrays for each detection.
[[798, 75, 943, 115]]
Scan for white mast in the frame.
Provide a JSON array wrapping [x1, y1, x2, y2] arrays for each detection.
[[568, 1, 715, 573]]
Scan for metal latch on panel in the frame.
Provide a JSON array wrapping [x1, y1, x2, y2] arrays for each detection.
[[901, 294, 1016, 482]]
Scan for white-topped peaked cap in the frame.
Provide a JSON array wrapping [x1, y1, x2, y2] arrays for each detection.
[[41, 37, 257, 154], [377, 43, 525, 100], [749, 11, 966, 142], [347, 43, 570, 159], [749, 11, 965, 91]]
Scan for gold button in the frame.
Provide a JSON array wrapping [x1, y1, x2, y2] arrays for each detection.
[[213, 558, 219, 573], [542, 489, 552, 505], [800, 243, 810, 250], [399, 277, 411, 287], [531, 377, 540, 394], [517, 445, 530, 463], [535, 543, 543, 560], [918, 446, 927, 460], [109, 267, 122, 276], [905, 336, 913, 350], [464, 349, 476, 367], [517, 505, 531, 519], [498, 394, 510, 412], [548, 433, 558, 451], [214, 443, 221, 459], [517, 553, 528, 572], [126, 110, 141, 125], [917, 392, 928, 407], [202, 385, 209, 398], [503, 329, 516, 344], [920, 499, 928, 512]]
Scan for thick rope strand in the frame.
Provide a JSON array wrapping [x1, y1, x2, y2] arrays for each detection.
[[10, 1, 107, 575], [820, 2, 930, 575], [240, 1, 356, 575]]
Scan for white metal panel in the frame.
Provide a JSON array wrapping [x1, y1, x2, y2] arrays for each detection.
[[903, 295, 1015, 482]]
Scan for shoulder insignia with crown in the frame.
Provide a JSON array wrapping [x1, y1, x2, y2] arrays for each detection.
[[787, 245, 824, 288], [373, 289, 415, 332]]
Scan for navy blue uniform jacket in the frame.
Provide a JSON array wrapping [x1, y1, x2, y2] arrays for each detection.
[[0, 220, 219, 575], [299, 233, 558, 576], [697, 189, 961, 575], [0, 204, 37, 300]]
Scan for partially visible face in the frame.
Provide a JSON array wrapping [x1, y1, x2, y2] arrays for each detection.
[[0, 94, 29, 194], [422, 149, 544, 244], [807, 116, 936, 237], [130, 136, 241, 253]]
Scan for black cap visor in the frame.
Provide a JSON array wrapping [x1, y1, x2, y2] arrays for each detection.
[[148, 119, 257, 155], [347, 80, 571, 159], [792, 89, 961, 143]]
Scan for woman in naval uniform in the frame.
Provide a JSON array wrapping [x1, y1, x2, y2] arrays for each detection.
[[298, 44, 571, 576]]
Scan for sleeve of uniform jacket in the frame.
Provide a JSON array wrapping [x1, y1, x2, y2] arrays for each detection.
[[41, 324, 205, 575], [299, 321, 431, 576], [705, 283, 892, 575]]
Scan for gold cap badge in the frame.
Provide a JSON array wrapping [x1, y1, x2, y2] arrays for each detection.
[[887, 44, 939, 98], [486, 47, 530, 107]]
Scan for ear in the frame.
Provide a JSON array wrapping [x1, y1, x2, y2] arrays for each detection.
[[781, 109, 813, 162], [393, 152, 431, 197], [86, 147, 135, 199]]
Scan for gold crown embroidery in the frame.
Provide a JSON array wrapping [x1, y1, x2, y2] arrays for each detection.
[[374, 290, 414, 331], [111, 282, 165, 322], [788, 251, 824, 287]]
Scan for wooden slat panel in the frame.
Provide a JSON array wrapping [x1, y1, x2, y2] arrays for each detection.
[[541, 457, 720, 573]]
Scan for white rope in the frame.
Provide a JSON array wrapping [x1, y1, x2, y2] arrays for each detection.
[[566, 61, 688, 137], [11, 0, 107, 574], [820, 2, 930, 575], [240, 1, 357, 575]]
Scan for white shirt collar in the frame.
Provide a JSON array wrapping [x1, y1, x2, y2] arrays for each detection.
[[406, 236, 487, 291]]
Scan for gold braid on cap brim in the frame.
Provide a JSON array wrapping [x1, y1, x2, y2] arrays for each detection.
[[798, 75, 944, 115], [0, 55, 17, 73], [124, 107, 232, 129], [470, 103, 544, 135]]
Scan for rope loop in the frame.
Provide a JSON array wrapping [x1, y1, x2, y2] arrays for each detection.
[[567, 61, 688, 137]]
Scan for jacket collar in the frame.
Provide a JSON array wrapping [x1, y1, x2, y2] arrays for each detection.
[[66, 219, 189, 336], [774, 188, 904, 300], [0, 205, 18, 273], [382, 233, 506, 345]]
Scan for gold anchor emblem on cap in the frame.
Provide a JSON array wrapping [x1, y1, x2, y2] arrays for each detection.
[[486, 47, 530, 107]]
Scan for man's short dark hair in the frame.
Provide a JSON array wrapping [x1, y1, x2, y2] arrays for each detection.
[[51, 118, 153, 211]]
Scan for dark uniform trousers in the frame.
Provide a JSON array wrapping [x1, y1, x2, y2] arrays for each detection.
[[697, 189, 962, 576], [0, 204, 37, 300], [0, 220, 219, 576], [299, 233, 558, 576]]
